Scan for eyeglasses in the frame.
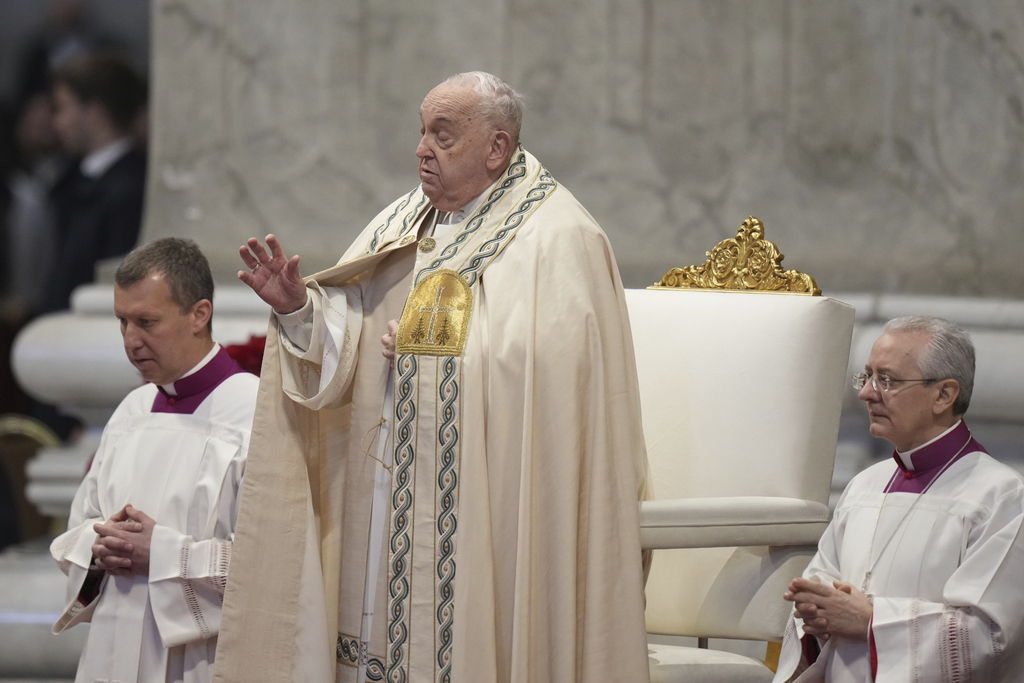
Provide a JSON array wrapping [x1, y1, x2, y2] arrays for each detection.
[[852, 372, 938, 393]]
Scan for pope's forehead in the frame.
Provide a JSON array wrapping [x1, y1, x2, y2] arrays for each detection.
[[419, 85, 481, 121]]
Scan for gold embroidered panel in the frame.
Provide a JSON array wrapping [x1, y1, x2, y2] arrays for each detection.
[[651, 216, 821, 295], [397, 270, 474, 356]]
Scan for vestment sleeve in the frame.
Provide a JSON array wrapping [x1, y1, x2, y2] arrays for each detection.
[[773, 508, 844, 682], [275, 297, 315, 350], [870, 487, 1024, 682], [147, 449, 245, 647], [50, 438, 109, 632], [276, 281, 363, 410], [51, 457, 104, 575]]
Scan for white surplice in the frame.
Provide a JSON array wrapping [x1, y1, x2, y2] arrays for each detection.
[[774, 449, 1024, 682], [51, 369, 259, 683]]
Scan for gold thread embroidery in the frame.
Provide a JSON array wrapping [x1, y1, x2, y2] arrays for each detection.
[[396, 270, 473, 356]]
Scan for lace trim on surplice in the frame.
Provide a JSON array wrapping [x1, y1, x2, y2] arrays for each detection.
[[180, 544, 212, 639]]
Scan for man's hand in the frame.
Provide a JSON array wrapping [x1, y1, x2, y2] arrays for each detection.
[[92, 504, 156, 578], [238, 234, 308, 314], [783, 578, 873, 642], [382, 319, 399, 367]]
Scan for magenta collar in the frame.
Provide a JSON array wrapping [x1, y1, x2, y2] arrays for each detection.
[[151, 346, 248, 415], [886, 420, 985, 493]]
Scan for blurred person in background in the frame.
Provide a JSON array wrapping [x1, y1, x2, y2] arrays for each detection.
[[0, 92, 67, 422], [6, 92, 64, 320], [13, 0, 111, 113], [43, 51, 147, 314]]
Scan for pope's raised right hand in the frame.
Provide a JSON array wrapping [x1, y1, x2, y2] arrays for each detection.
[[238, 234, 308, 314]]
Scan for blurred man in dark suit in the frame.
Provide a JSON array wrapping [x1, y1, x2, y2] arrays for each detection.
[[44, 52, 146, 313]]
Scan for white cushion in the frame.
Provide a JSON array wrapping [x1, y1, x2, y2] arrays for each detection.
[[640, 497, 830, 549], [644, 545, 812, 640], [648, 642, 774, 683]]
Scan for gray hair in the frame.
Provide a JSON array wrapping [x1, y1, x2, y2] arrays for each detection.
[[883, 315, 975, 416], [115, 238, 215, 334], [441, 71, 525, 146]]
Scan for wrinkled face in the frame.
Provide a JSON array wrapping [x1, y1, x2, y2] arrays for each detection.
[[114, 272, 206, 386], [52, 84, 89, 155], [416, 84, 497, 212], [858, 330, 942, 452]]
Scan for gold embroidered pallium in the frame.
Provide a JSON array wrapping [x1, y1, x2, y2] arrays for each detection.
[[397, 270, 473, 356], [652, 216, 821, 295]]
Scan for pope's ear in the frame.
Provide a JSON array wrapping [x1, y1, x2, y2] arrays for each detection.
[[933, 379, 961, 415], [486, 130, 513, 171], [191, 299, 213, 334]]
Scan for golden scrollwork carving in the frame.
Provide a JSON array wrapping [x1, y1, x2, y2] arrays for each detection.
[[651, 216, 821, 295]]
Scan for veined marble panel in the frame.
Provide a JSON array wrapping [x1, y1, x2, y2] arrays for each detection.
[[143, 0, 1024, 298]]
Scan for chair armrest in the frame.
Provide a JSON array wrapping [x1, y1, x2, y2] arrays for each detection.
[[639, 497, 830, 550]]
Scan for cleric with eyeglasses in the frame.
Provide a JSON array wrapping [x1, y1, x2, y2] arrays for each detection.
[[773, 316, 1024, 683]]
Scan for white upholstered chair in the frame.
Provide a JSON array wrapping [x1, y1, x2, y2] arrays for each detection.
[[625, 218, 855, 683]]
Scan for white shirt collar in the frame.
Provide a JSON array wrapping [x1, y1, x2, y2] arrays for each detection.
[[160, 343, 220, 396], [437, 187, 489, 226], [80, 138, 132, 179], [895, 419, 962, 470]]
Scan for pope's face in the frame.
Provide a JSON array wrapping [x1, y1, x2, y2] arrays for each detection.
[[114, 272, 206, 387], [416, 84, 497, 212], [858, 330, 943, 452]]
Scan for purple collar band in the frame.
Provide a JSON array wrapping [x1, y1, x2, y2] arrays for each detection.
[[886, 421, 986, 494], [151, 346, 247, 415]]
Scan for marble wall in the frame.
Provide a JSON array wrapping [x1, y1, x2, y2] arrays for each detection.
[[143, 0, 1024, 296]]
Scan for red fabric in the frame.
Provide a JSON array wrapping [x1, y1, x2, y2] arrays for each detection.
[[77, 568, 103, 606], [224, 335, 267, 377], [869, 616, 878, 680], [801, 633, 822, 665]]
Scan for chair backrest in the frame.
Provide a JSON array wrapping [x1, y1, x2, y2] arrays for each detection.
[[626, 289, 854, 640]]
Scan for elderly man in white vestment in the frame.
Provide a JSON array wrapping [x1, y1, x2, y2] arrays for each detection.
[[215, 71, 652, 683], [774, 316, 1024, 682], [50, 238, 260, 683]]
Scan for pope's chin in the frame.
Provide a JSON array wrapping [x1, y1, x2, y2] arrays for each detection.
[[419, 174, 439, 193], [420, 184, 443, 207]]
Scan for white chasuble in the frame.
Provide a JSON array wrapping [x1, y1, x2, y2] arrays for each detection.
[[215, 148, 653, 683], [774, 450, 1024, 683], [51, 368, 259, 683]]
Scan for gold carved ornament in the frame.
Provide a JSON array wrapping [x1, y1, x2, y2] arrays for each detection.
[[651, 216, 821, 295]]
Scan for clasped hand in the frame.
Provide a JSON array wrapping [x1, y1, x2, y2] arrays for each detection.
[[783, 577, 873, 642], [92, 504, 155, 578]]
